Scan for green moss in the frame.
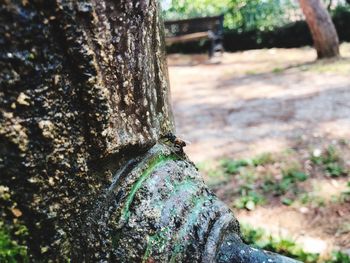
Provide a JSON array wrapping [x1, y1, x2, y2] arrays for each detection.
[[169, 196, 212, 263], [142, 228, 170, 263], [121, 154, 177, 222], [0, 222, 28, 263]]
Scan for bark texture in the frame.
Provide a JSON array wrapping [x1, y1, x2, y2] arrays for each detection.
[[299, 0, 340, 58], [0, 0, 300, 262]]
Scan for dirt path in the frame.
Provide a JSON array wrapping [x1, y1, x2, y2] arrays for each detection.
[[168, 45, 350, 163]]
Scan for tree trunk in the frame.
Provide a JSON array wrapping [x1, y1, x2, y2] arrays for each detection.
[[299, 0, 340, 58], [0, 0, 299, 262]]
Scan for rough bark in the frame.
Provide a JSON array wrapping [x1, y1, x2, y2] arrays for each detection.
[[0, 0, 300, 262], [299, 0, 340, 58]]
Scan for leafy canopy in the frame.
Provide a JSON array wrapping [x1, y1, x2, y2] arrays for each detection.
[[161, 0, 299, 31]]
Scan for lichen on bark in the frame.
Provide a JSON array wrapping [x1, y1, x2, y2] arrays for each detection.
[[1, 0, 173, 259]]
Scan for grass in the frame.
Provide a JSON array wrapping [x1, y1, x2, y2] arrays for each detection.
[[198, 141, 350, 211], [233, 184, 265, 210], [272, 67, 284, 73], [0, 222, 28, 263], [273, 166, 308, 196], [221, 152, 274, 174], [0, 186, 28, 262], [340, 182, 350, 203], [311, 146, 347, 177], [197, 140, 350, 260], [242, 223, 350, 263], [217, 154, 309, 209], [298, 192, 326, 208]]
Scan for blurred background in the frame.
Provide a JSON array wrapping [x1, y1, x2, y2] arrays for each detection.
[[161, 0, 350, 262]]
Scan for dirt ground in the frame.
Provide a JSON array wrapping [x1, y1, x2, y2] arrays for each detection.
[[168, 44, 350, 163], [167, 44, 350, 256]]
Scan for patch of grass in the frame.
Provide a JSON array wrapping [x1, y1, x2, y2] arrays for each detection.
[[340, 182, 350, 203], [251, 153, 274, 166], [241, 223, 350, 263], [273, 167, 308, 196], [311, 146, 337, 165], [325, 251, 350, 263], [283, 167, 308, 181], [311, 146, 347, 177], [221, 159, 250, 174], [272, 67, 284, 73], [212, 145, 349, 210], [298, 192, 325, 207], [241, 223, 319, 262], [325, 163, 346, 177], [220, 154, 310, 208], [260, 178, 275, 193], [0, 222, 28, 263], [233, 184, 265, 211], [281, 198, 294, 206], [221, 153, 274, 174]]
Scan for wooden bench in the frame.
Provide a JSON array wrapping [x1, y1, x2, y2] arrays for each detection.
[[164, 15, 224, 58]]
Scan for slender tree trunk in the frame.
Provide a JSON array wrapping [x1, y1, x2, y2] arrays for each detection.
[[299, 0, 340, 58], [327, 0, 333, 11], [0, 0, 299, 262]]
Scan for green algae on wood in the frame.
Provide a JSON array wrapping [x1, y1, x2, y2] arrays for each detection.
[[120, 154, 177, 223], [169, 195, 213, 263], [0, 222, 28, 263], [142, 227, 170, 263]]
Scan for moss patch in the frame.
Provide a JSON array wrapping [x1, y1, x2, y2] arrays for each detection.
[[0, 222, 28, 262]]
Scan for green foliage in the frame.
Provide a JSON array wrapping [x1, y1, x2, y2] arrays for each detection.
[[281, 198, 293, 206], [234, 184, 265, 210], [251, 152, 274, 166], [0, 222, 28, 262], [311, 146, 347, 177], [221, 153, 273, 175], [325, 163, 345, 177], [325, 251, 350, 263], [282, 167, 308, 182], [162, 0, 300, 31], [311, 146, 338, 165], [204, 144, 348, 211], [299, 193, 325, 207], [272, 67, 284, 73], [220, 155, 309, 208], [261, 178, 275, 193], [340, 182, 350, 202], [241, 224, 319, 262], [221, 158, 249, 174], [272, 167, 308, 196], [241, 224, 350, 263]]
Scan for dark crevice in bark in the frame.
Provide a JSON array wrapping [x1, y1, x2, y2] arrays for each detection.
[[49, 4, 93, 161]]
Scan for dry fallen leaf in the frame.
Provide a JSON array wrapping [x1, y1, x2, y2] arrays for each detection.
[[11, 207, 23, 218]]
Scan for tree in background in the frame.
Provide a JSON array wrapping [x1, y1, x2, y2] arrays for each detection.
[[162, 0, 297, 31], [299, 0, 340, 58], [0, 0, 299, 262]]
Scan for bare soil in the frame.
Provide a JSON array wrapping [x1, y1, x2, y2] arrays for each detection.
[[168, 44, 350, 256]]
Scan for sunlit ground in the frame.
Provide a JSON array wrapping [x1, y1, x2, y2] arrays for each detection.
[[168, 43, 350, 259]]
